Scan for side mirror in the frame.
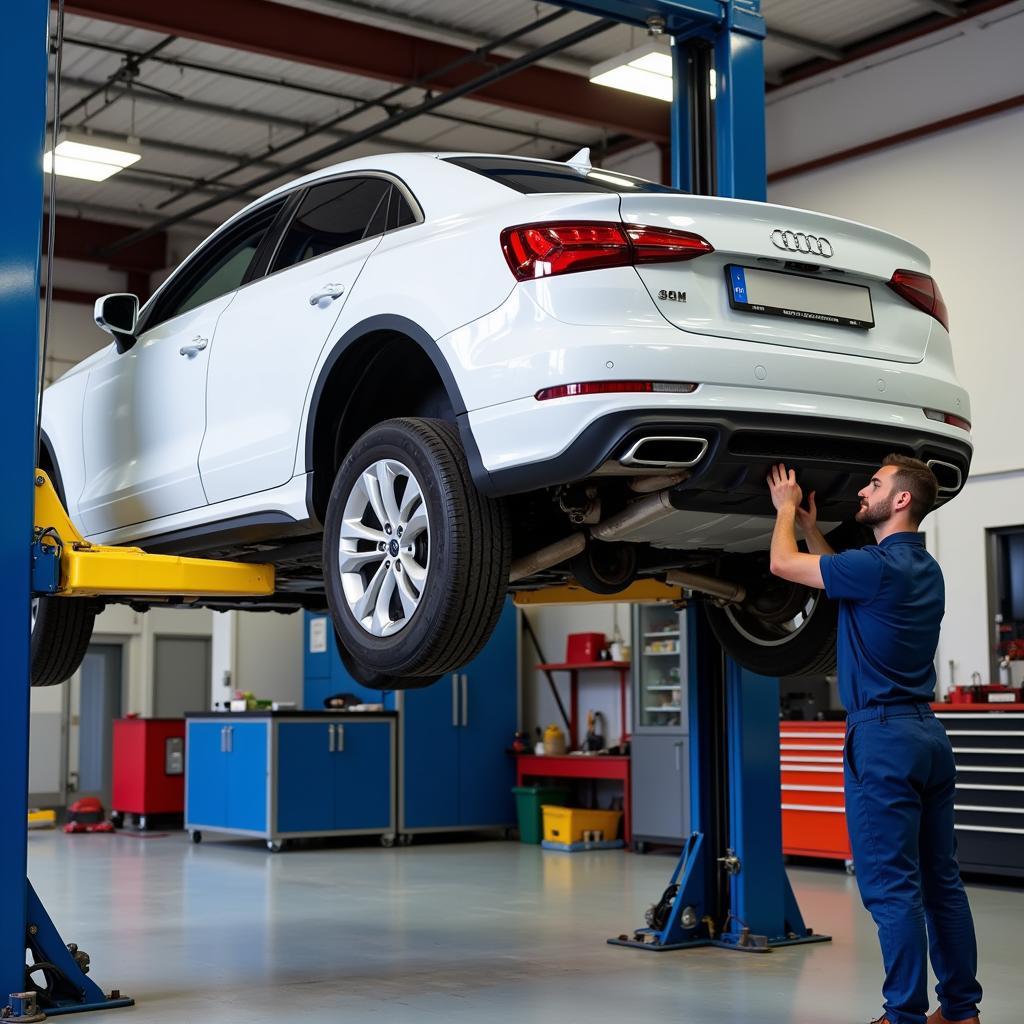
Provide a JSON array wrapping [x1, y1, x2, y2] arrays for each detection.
[[94, 293, 139, 353]]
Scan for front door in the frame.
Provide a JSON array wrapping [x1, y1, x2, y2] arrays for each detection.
[[78, 199, 286, 536], [199, 175, 392, 504]]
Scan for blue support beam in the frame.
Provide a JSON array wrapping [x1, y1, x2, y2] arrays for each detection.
[[0, 0, 49, 1001]]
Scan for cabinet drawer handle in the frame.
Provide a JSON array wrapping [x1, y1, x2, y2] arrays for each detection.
[[226, 725, 233, 754], [452, 674, 459, 728], [220, 725, 226, 753], [336, 724, 345, 752], [329, 723, 336, 753], [461, 675, 468, 728]]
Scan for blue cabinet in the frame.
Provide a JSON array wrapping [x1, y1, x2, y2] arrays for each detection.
[[185, 713, 395, 848], [304, 601, 519, 836]]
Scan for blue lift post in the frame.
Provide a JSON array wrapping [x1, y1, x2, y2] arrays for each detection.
[[2, 3, 131, 1016], [547, 0, 825, 953]]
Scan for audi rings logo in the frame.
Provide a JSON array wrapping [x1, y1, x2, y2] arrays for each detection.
[[770, 229, 834, 258]]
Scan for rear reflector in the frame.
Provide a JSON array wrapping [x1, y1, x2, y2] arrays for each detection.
[[924, 408, 971, 432], [888, 270, 950, 331], [501, 221, 713, 281], [535, 380, 698, 401]]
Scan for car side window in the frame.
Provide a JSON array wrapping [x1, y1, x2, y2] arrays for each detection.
[[146, 200, 285, 329], [271, 177, 391, 272], [388, 189, 417, 231]]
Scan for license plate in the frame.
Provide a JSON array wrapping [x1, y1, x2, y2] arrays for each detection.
[[727, 265, 874, 329]]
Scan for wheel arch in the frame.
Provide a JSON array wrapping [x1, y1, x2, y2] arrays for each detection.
[[304, 314, 491, 522]]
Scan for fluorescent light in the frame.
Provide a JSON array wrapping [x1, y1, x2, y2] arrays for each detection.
[[590, 42, 673, 103], [43, 138, 141, 181]]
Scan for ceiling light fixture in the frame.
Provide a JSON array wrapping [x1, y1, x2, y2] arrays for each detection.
[[43, 137, 141, 182], [589, 41, 673, 103]]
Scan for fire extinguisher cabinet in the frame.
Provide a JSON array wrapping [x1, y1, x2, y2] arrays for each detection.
[[111, 718, 186, 829]]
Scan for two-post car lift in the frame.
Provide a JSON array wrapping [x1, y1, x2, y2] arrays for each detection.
[[3, 1, 824, 1019]]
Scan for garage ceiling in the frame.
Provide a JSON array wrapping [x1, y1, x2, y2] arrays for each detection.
[[47, 0, 999, 239]]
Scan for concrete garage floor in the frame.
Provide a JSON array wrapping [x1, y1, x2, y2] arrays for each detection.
[[28, 832, 1016, 1023]]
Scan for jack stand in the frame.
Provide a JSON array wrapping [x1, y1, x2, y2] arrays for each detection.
[[18, 883, 133, 1017], [610, 606, 831, 954]]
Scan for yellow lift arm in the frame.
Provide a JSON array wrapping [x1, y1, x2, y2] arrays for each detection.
[[33, 470, 274, 599]]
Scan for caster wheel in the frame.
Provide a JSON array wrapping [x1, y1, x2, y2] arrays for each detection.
[[380, 834, 396, 848], [845, 860, 856, 876], [138, 815, 148, 831], [267, 840, 286, 853], [634, 841, 648, 855], [190, 831, 202, 844], [398, 834, 413, 847], [110, 812, 123, 828]]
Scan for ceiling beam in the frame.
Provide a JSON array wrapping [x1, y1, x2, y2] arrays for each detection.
[[63, 0, 669, 143], [768, 28, 844, 63], [43, 214, 167, 271]]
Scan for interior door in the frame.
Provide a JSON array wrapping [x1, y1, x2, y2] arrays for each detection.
[[199, 176, 392, 503], [77, 200, 285, 536], [153, 636, 212, 716]]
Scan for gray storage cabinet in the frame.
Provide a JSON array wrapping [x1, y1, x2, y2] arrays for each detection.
[[185, 711, 396, 849], [631, 605, 690, 849]]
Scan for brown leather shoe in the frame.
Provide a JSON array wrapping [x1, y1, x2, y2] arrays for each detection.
[[927, 1011, 980, 1024]]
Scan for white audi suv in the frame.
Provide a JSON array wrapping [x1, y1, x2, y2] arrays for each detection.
[[36, 151, 971, 687]]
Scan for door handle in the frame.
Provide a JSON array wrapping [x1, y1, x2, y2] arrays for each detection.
[[461, 674, 468, 728], [335, 724, 345, 752], [674, 740, 684, 772], [309, 284, 345, 305], [226, 725, 233, 754], [220, 725, 226, 753], [179, 335, 209, 357], [452, 673, 459, 727], [328, 722, 336, 753]]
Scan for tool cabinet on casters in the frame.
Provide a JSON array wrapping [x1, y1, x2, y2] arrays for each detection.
[[185, 711, 397, 850], [304, 601, 519, 840]]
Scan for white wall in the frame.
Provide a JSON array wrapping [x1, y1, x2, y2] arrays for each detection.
[[209, 610, 304, 709], [765, 4, 1024, 690]]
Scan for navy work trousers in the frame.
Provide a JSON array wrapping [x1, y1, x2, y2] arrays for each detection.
[[844, 703, 982, 1024]]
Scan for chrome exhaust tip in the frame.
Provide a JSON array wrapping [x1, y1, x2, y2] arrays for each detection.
[[925, 459, 962, 493], [619, 435, 708, 470]]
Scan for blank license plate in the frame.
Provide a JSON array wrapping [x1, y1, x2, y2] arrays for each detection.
[[727, 265, 874, 329]]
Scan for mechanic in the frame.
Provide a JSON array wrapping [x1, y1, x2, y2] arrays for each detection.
[[766, 455, 982, 1024]]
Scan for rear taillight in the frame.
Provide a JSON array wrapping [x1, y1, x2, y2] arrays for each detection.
[[888, 270, 949, 331], [535, 380, 698, 401], [501, 221, 713, 281], [924, 408, 971, 432]]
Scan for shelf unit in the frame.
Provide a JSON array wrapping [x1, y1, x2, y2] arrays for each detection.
[[536, 661, 630, 747]]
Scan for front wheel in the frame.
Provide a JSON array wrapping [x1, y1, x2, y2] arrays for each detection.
[[324, 418, 510, 685], [31, 597, 98, 687], [703, 583, 837, 677]]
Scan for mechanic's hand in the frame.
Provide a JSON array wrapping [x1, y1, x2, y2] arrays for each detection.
[[795, 490, 818, 534], [767, 463, 803, 512]]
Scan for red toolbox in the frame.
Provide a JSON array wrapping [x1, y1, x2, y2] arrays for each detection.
[[112, 718, 186, 827]]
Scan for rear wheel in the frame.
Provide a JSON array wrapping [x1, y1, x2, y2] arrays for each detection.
[[324, 417, 510, 685], [703, 581, 837, 677], [31, 597, 98, 687]]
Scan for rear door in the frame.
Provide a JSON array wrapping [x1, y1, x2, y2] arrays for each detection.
[[619, 194, 935, 364], [78, 201, 284, 535], [199, 176, 392, 504]]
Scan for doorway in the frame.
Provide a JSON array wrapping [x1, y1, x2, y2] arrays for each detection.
[[988, 525, 1024, 684], [153, 635, 212, 717], [75, 643, 123, 805]]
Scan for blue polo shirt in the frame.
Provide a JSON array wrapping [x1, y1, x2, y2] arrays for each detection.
[[818, 532, 943, 712]]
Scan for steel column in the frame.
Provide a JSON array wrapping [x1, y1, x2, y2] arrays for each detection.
[[0, 0, 48, 1002]]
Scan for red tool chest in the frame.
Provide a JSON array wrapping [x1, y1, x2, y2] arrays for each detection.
[[111, 718, 186, 826], [779, 721, 852, 868]]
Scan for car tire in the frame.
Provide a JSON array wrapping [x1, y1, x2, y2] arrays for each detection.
[[333, 627, 440, 692], [324, 417, 510, 683], [31, 596, 98, 687], [703, 587, 837, 677]]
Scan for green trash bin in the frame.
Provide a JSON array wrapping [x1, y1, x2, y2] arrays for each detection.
[[513, 785, 572, 844]]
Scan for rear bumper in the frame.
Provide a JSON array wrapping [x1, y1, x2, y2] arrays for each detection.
[[471, 402, 971, 519]]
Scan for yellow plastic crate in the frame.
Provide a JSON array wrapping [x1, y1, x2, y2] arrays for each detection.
[[541, 805, 622, 844]]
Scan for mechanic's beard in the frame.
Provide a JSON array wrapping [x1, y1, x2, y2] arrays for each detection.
[[856, 495, 894, 526]]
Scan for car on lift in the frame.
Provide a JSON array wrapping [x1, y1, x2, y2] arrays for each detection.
[[36, 150, 972, 687]]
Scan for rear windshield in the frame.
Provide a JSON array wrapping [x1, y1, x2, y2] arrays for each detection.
[[445, 156, 686, 195]]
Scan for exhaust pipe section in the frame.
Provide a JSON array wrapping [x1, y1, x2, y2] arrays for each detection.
[[509, 533, 586, 583], [589, 489, 676, 542], [666, 570, 746, 604]]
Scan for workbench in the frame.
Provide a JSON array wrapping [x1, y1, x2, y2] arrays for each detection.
[[515, 753, 632, 846]]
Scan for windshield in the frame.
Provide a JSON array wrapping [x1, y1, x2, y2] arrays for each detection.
[[445, 155, 687, 196]]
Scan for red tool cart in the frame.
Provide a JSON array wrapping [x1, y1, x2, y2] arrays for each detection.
[[111, 717, 186, 830]]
